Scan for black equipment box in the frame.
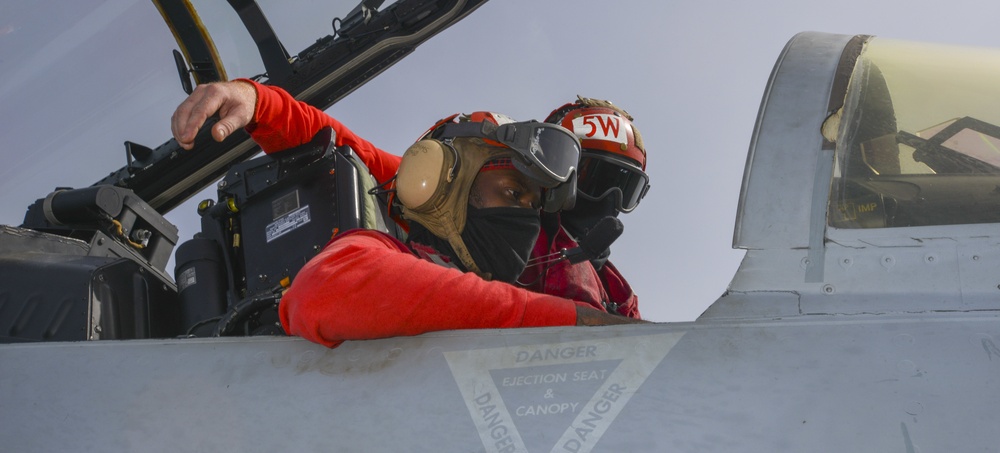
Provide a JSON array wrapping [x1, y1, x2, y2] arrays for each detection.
[[1, 184, 181, 342], [0, 226, 178, 342], [176, 126, 400, 335]]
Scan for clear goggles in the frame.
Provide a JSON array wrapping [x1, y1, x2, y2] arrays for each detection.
[[576, 152, 650, 213], [432, 120, 580, 189]]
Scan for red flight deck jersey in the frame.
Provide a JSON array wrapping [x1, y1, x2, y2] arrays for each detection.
[[280, 230, 579, 348], [240, 80, 580, 346], [520, 217, 641, 319]]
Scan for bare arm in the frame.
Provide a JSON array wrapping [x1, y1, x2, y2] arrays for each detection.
[[575, 306, 650, 326], [170, 80, 257, 150]]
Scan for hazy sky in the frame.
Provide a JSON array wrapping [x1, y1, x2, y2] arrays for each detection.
[[314, 0, 1000, 322], [4, 0, 1000, 322]]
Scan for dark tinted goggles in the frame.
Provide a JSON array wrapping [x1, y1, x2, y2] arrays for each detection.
[[434, 121, 580, 188], [577, 153, 650, 212]]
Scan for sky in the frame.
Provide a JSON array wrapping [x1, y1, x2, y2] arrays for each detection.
[[316, 0, 1000, 322], [3, 0, 1000, 322]]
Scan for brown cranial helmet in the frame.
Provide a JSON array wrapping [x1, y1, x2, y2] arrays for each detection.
[[395, 111, 581, 275], [395, 113, 519, 275]]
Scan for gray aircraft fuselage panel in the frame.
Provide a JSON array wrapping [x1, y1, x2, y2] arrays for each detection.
[[2, 316, 999, 452]]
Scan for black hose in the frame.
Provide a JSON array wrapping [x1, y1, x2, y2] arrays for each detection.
[[212, 290, 282, 337]]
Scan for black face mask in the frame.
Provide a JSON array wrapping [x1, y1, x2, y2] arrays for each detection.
[[561, 196, 619, 240], [407, 206, 541, 283], [560, 197, 619, 270], [463, 206, 541, 282]]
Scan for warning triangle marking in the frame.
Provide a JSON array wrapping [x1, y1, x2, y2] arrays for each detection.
[[490, 359, 618, 440], [444, 332, 684, 453]]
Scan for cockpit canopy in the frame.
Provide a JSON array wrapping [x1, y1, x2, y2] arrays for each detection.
[[735, 33, 1000, 251], [830, 37, 1000, 229]]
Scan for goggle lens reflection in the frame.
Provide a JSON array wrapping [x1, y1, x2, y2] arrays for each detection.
[[577, 154, 649, 212]]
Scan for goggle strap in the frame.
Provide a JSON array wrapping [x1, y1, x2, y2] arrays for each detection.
[[433, 122, 496, 142]]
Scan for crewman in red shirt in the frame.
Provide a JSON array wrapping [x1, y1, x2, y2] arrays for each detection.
[[518, 98, 650, 319], [171, 81, 647, 348]]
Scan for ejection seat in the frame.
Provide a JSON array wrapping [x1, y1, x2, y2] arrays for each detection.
[[174, 126, 403, 337]]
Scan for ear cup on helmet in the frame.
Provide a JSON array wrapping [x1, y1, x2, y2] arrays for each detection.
[[395, 140, 456, 211]]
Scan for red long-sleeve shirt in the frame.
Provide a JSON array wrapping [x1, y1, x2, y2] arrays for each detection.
[[240, 81, 582, 346], [280, 230, 578, 348]]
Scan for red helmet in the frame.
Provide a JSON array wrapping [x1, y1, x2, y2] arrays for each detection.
[[546, 97, 649, 212], [545, 97, 645, 170]]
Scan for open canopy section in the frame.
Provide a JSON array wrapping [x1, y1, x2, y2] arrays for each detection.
[[0, 0, 485, 224], [0, 0, 371, 224]]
